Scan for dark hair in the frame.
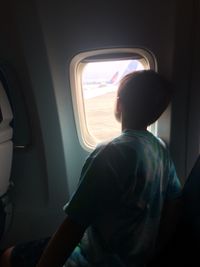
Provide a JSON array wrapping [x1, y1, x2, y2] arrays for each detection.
[[118, 70, 172, 126]]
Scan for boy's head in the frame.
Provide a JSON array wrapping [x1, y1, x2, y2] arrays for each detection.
[[115, 70, 172, 129]]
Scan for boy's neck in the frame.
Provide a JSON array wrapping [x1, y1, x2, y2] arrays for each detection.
[[122, 122, 147, 132]]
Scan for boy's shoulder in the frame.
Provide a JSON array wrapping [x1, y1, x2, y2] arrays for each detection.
[[90, 132, 140, 163], [90, 130, 168, 164]]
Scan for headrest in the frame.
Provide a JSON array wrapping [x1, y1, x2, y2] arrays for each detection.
[[0, 81, 13, 143]]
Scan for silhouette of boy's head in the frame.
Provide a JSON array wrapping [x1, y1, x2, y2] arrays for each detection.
[[115, 70, 172, 129]]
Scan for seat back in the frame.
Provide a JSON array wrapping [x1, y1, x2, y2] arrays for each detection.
[[182, 155, 200, 240], [147, 156, 200, 267], [0, 81, 13, 197], [167, 155, 200, 267]]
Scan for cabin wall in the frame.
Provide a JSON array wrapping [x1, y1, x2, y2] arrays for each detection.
[[0, 1, 68, 246], [169, 0, 196, 182], [35, 0, 178, 191], [186, 0, 200, 175], [0, 1, 56, 245], [0, 0, 197, 246]]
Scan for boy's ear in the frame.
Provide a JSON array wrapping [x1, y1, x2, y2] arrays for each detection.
[[116, 97, 122, 112], [114, 97, 122, 122]]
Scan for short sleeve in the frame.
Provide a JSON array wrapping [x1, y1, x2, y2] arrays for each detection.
[[63, 145, 122, 228], [166, 160, 182, 200]]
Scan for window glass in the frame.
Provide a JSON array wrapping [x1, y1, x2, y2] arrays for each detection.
[[82, 60, 145, 141]]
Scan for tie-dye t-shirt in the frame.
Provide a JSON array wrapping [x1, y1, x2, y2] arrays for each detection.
[[64, 130, 181, 267]]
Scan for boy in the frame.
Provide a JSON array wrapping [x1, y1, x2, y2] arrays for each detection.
[[1, 70, 181, 267]]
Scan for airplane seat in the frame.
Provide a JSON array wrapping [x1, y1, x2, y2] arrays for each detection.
[[165, 155, 200, 267], [148, 156, 200, 267], [0, 81, 13, 241], [179, 155, 200, 264]]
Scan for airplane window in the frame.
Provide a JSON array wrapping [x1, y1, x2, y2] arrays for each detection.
[[70, 48, 157, 150]]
